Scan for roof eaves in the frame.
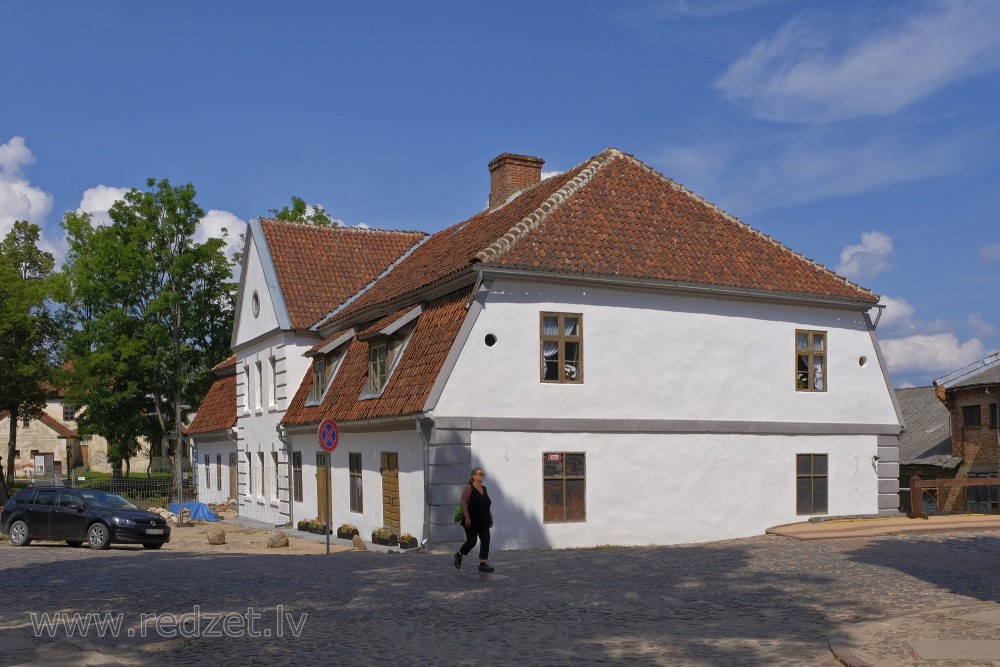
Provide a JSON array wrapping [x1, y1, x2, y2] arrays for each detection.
[[478, 264, 880, 309]]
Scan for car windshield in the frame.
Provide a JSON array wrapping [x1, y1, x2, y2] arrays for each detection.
[[80, 491, 139, 510]]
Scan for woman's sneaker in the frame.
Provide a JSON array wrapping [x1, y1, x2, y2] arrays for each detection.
[[453, 552, 462, 569], [478, 562, 495, 573]]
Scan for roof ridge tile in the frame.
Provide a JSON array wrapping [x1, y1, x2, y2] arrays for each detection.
[[475, 148, 625, 263]]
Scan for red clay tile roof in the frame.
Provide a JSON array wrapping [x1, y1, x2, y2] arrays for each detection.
[[260, 220, 426, 329], [322, 149, 873, 334], [0, 411, 78, 439], [211, 354, 237, 374], [188, 373, 237, 434], [282, 287, 471, 426], [479, 150, 875, 303]]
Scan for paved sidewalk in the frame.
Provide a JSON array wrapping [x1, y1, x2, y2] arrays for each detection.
[[767, 513, 1000, 540]]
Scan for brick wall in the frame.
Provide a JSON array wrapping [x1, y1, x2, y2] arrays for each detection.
[[939, 385, 1000, 512]]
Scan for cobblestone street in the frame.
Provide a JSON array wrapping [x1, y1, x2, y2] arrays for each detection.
[[2, 530, 1000, 666]]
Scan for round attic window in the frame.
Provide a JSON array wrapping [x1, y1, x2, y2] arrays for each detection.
[[485, 334, 497, 347], [251, 291, 260, 318]]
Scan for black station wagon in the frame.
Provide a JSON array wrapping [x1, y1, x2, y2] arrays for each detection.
[[0, 486, 171, 550]]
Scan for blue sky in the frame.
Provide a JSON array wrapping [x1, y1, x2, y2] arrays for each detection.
[[1, 1, 998, 388]]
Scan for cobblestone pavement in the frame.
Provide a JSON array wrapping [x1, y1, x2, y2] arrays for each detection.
[[2, 530, 999, 666]]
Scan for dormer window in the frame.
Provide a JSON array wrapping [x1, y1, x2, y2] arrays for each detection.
[[307, 328, 354, 406], [361, 305, 421, 399]]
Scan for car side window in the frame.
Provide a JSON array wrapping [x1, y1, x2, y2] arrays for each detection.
[[33, 490, 57, 506], [12, 489, 35, 504], [57, 492, 81, 507]]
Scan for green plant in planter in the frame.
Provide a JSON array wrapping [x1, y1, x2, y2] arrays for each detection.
[[398, 532, 418, 548], [338, 523, 359, 536], [372, 526, 395, 540]]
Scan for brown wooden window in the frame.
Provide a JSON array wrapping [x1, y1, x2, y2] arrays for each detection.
[[963, 405, 982, 428], [216, 454, 223, 491], [310, 347, 345, 403], [204, 455, 211, 488], [541, 313, 583, 383], [990, 403, 998, 429], [795, 330, 826, 392], [349, 452, 363, 513], [543, 452, 586, 522], [796, 454, 828, 515], [62, 404, 76, 421], [292, 452, 303, 502], [364, 324, 414, 397]]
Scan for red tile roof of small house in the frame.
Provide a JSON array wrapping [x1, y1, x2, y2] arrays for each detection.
[[259, 220, 426, 330], [188, 373, 237, 434]]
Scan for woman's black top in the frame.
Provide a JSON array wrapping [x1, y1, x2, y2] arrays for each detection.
[[467, 483, 491, 528]]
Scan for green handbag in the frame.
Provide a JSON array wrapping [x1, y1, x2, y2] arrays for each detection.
[[454, 504, 464, 523]]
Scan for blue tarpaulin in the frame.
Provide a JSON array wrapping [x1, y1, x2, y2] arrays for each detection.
[[169, 502, 220, 521]]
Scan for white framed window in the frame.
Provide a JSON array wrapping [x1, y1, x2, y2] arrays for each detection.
[[257, 452, 265, 500], [243, 365, 251, 412], [271, 452, 280, 501], [269, 356, 278, 408], [245, 452, 254, 497], [255, 360, 263, 410], [309, 346, 347, 404]]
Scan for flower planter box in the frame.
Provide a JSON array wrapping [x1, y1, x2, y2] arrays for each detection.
[[371, 534, 399, 547], [336, 528, 360, 540], [398, 536, 418, 550]]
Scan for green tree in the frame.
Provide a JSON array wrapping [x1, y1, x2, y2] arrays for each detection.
[[0, 221, 60, 488], [61, 180, 235, 496], [269, 196, 337, 226]]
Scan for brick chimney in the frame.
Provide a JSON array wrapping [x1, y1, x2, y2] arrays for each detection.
[[488, 153, 545, 210]]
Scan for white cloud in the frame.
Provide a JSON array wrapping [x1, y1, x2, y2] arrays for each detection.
[[836, 231, 893, 280], [717, 2, 1000, 122], [659, 125, 968, 214], [77, 185, 130, 227], [541, 170, 563, 180], [876, 294, 951, 338], [881, 333, 985, 376], [654, 0, 784, 19], [966, 313, 996, 338], [981, 244, 1000, 262], [0, 136, 53, 238], [197, 210, 246, 260]]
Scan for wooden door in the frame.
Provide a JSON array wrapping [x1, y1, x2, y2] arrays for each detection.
[[316, 452, 330, 525], [380, 452, 400, 534], [228, 453, 238, 500]]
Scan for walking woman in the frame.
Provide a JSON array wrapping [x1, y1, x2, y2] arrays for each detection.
[[454, 467, 494, 572]]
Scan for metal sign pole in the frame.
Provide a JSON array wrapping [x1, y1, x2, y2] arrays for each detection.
[[326, 455, 331, 555]]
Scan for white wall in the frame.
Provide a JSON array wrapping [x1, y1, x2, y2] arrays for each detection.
[[436, 279, 898, 426], [234, 232, 281, 346], [289, 429, 424, 539], [474, 430, 880, 550], [194, 437, 236, 505]]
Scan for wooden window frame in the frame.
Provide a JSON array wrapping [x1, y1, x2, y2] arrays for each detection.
[[990, 403, 998, 429], [540, 312, 584, 384], [292, 451, 303, 503], [363, 324, 415, 398], [796, 453, 828, 515], [542, 452, 586, 523], [216, 454, 222, 491], [963, 405, 982, 428], [349, 452, 363, 513], [204, 455, 211, 488], [62, 404, 76, 422], [795, 330, 827, 392]]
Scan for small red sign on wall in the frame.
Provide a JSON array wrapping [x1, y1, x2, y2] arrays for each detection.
[[547, 454, 562, 461]]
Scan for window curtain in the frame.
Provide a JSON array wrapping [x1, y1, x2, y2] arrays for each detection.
[[813, 358, 824, 390]]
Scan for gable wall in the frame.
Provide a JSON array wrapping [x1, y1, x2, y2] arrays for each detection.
[[234, 232, 282, 346]]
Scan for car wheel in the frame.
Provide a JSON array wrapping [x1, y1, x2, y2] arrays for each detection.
[[87, 523, 111, 550], [8, 520, 31, 547], [66, 541, 83, 548], [142, 543, 163, 550]]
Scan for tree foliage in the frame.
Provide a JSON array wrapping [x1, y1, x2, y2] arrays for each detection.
[[61, 179, 235, 483], [0, 221, 60, 487], [269, 196, 337, 227]]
